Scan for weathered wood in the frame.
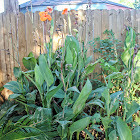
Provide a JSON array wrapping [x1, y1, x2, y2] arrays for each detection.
[[93, 10, 102, 81], [3, 13, 11, 82], [109, 9, 117, 36], [117, 10, 124, 47], [0, 14, 6, 86], [4, 0, 19, 14], [102, 9, 109, 39], [11, 13, 17, 69], [18, 12, 27, 69], [25, 12, 35, 55]]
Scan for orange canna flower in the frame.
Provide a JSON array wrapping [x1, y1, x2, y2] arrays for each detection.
[[39, 11, 47, 16], [62, 8, 68, 15], [40, 16, 47, 22], [39, 11, 52, 21], [47, 7, 53, 13], [45, 14, 52, 21]]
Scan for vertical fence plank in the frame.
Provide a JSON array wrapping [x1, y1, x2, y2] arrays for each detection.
[[78, 9, 85, 49], [101, 9, 109, 39], [8, 13, 14, 81], [11, 13, 17, 71], [52, 10, 58, 51], [0, 14, 6, 86], [117, 10, 124, 48], [53, 11, 64, 51], [131, 10, 137, 29], [18, 12, 27, 69], [34, 11, 40, 57], [3, 13, 11, 82], [25, 12, 35, 55], [109, 9, 117, 37], [124, 9, 132, 27], [124, 9, 132, 43], [37, 12, 44, 55], [131, 10, 138, 44], [85, 9, 94, 79], [93, 10, 102, 81], [70, 10, 78, 37]]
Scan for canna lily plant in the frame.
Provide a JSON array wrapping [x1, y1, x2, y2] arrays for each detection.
[[0, 5, 139, 140], [1, 7, 100, 140]]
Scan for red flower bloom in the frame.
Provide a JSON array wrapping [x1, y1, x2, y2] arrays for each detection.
[[47, 7, 53, 13]]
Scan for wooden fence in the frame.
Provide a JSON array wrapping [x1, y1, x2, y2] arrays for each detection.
[[0, 9, 140, 86]]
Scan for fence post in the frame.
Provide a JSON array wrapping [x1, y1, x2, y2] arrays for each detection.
[[4, 0, 19, 14]]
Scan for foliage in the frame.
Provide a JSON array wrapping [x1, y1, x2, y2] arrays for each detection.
[[0, 6, 139, 139], [1, 31, 100, 139], [134, 0, 140, 9], [94, 29, 121, 62], [111, 0, 134, 8]]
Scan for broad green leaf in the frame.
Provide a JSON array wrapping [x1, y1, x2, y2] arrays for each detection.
[[56, 120, 72, 129], [26, 90, 37, 103], [110, 91, 123, 100], [91, 113, 101, 123], [39, 55, 54, 87], [57, 124, 68, 139], [78, 55, 84, 72], [134, 67, 140, 83], [86, 99, 104, 109], [0, 126, 46, 140], [66, 46, 73, 64], [56, 108, 74, 121], [83, 129, 95, 139], [116, 117, 132, 140], [134, 50, 140, 82], [22, 52, 37, 70], [67, 86, 80, 94], [81, 62, 97, 79], [65, 35, 80, 54], [125, 28, 136, 49], [102, 88, 110, 116], [132, 126, 140, 140], [45, 82, 63, 106], [13, 67, 21, 78], [109, 130, 117, 140], [4, 81, 25, 94], [126, 101, 140, 123], [121, 47, 134, 68], [35, 64, 44, 87], [73, 79, 92, 115], [34, 107, 52, 122], [9, 94, 22, 99], [110, 99, 119, 115], [90, 125, 102, 132], [101, 117, 112, 130], [88, 86, 106, 99], [135, 115, 140, 125], [8, 93, 26, 102], [0, 104, 17, 120], [85, 56, 92, 66], [69, 117, 91, 140], [53, 89, 65, 98], [134, 50, 140, 67], [105, 72, 123, 80]]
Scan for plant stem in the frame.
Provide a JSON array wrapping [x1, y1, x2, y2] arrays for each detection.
[[77, 132, 80, 140]]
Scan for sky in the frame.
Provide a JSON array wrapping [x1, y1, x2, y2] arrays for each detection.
[[0, 0, 136, 13]]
